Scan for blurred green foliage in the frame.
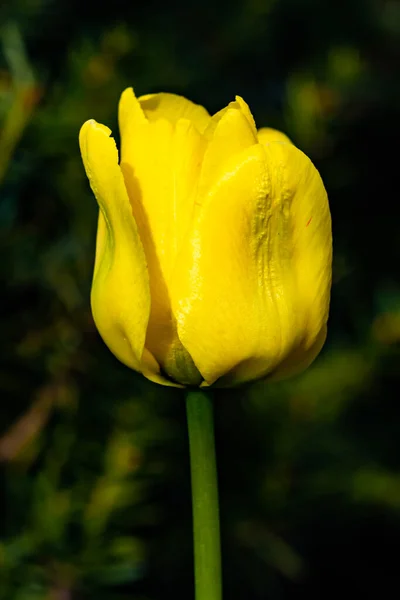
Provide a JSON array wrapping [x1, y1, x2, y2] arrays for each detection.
[[1, 0, 400, 598]]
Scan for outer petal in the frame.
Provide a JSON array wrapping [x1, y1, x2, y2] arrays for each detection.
[[79, 120, 150, 373], [171, 141, 331, 386], [267, 141, 332, 348], [80, 120, 182, 386]]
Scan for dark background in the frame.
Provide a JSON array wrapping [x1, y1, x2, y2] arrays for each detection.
[[1, 0, 400, 598]]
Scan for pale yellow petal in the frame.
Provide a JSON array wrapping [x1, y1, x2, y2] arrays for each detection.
[[171, 141, 331, 386], [258, 127, 292, 145], [139, 91, 211, 133], [79, 119, 150, 374]]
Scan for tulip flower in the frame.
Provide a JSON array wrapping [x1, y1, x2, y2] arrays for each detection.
[[79, 88, 332, 388]]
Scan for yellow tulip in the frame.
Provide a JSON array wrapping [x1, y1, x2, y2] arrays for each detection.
[[79, 88, 332, 388]]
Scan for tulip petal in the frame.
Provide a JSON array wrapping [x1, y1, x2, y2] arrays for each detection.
[[138, 91, 211, 133], [118, 88, 205, 384], [199, 98, 258, 191], [79, 119, 151, 374], [118, 88, 206, 278], [258, 127, 292, 145], [269, 324, 327, 381], [171, 141, 331, 386], [267, 141, 332, 346], [234, 95, 258, 132]]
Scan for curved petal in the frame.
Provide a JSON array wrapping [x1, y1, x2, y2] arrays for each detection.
[[269, 141, 332, 346], [258, 127, 292, 145], [119, 88, 206, 278], [269, 324, 327, 381], [79, 120, 150, 373], [171, 141, 331, 386], [118, 88, 204, 384], [139, 91, 211, 133], [199, 98, 258, 193], [234, 95, 257, 131]]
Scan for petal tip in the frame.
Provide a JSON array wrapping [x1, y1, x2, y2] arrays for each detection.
[[119, 86, 147, 127], [80, 119, 111, 139], [120, 86, 135, 102]]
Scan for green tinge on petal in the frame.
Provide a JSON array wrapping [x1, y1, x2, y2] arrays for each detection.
[[161, 344, 203, 386]]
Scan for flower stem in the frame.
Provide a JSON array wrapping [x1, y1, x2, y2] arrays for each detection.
[[186, 389, 222, 600]]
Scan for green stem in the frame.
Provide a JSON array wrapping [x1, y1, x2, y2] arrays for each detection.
[[186, 389, 222, 600]]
